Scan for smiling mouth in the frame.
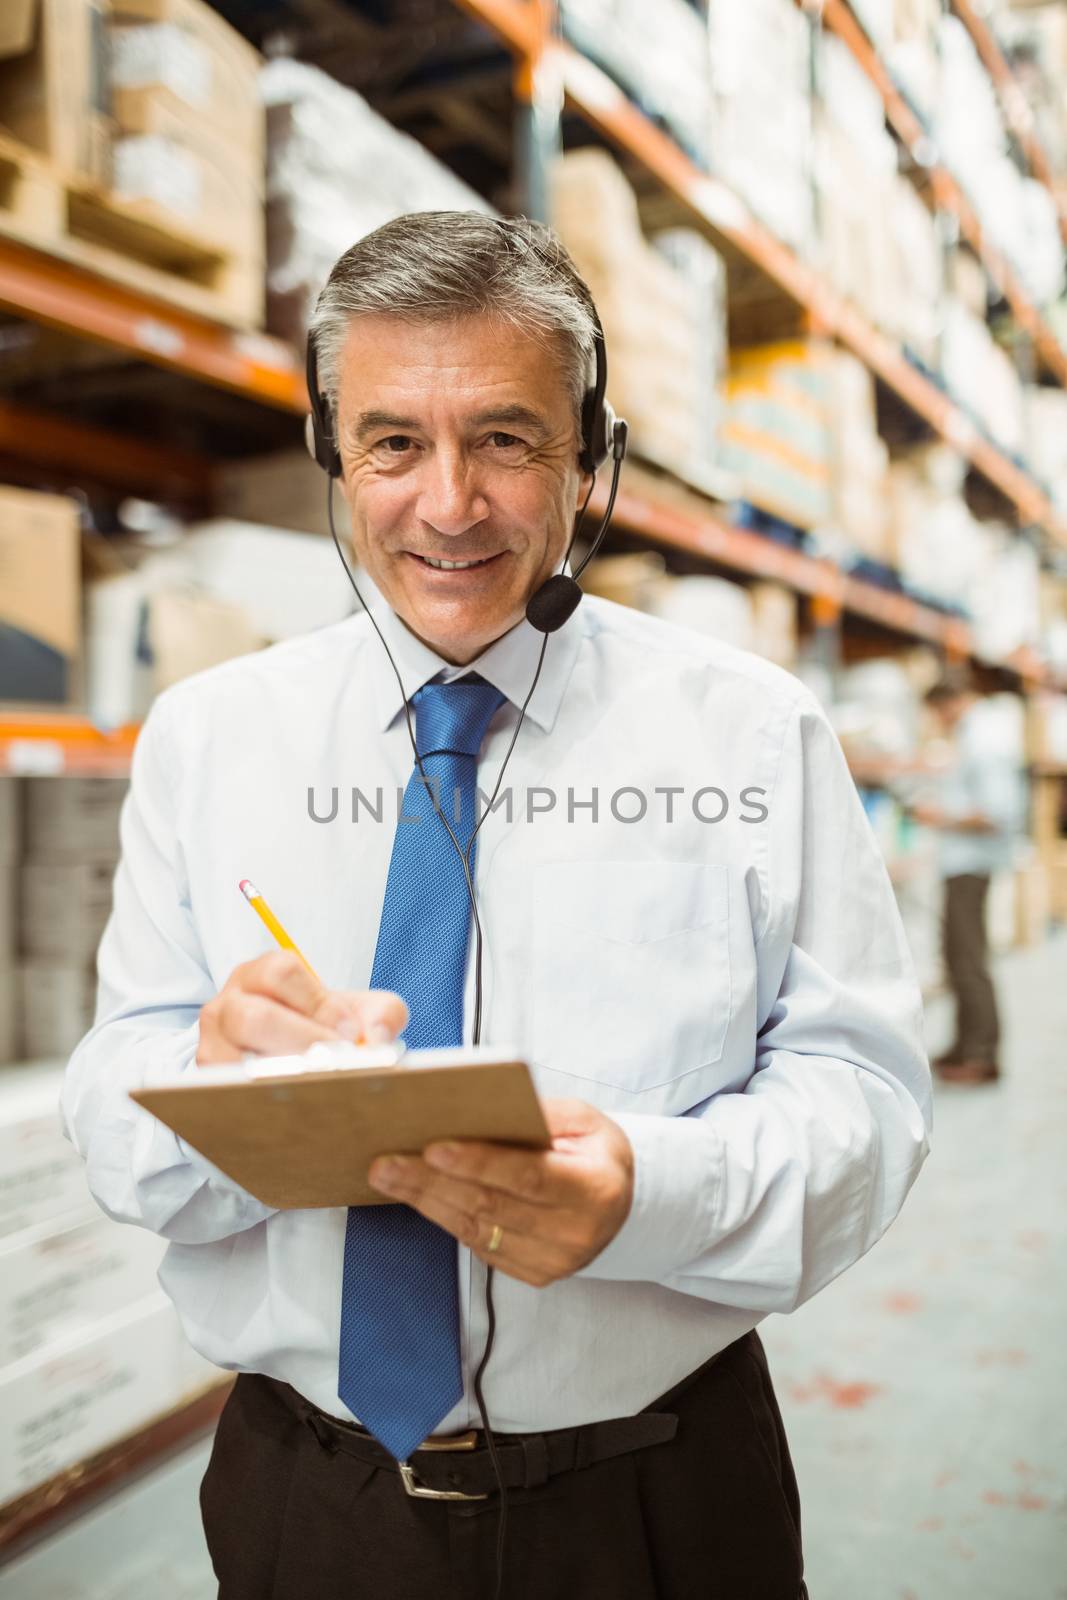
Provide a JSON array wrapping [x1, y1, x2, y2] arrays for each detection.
[[409, 552, 504, 571]]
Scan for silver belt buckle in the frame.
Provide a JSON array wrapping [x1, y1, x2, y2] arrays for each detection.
[[398, 1429, 490, 1501]]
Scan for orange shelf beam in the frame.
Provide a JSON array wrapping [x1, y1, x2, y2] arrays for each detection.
[[819, 0, 1067, 387], [0, 712, 141, 777], [0, 235, 305, 412], [451, 0, 544, 54], [0, 401, 214, 500], [595, 476, 974, 651]]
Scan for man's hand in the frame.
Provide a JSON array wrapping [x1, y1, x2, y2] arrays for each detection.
[[367, 1098, 635, 1288], [196, 951, 408, 1065]]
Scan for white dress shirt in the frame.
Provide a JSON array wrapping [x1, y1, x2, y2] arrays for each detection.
[[61, 579, 933, 1434], [936, 702, 1026, 879]]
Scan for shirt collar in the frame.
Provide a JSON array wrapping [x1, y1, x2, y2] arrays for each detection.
[[356, 569, 585, 735]]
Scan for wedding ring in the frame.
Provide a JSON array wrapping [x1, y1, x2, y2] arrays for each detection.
[[487, 1222, 504, 1254]]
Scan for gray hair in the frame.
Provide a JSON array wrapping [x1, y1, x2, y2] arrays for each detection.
[[308, 211, 599, 441]]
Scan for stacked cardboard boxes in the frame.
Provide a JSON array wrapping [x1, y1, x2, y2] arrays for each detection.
[[0, 0, 265, 326], [0, 779, 17, 1065], [558, 0, 710, 164], [938, 14, 1065, 306], [0, 1063, 220, 1512], [262, 58, 493, 346], [813, 32, 943, 360], [824, 352, 892, 564], [551, 150, 728, 476], [0, 0, 111, 181], [706, 0, 815, 254], [721, 340, 836, 531], [886, 445, 982, 607], [0, 485, 81, 710], [941, 298, 1025, 455], [18, 778, 126, 1061], [106, 0, 265, 278], [1024, 384, 1067, 513]]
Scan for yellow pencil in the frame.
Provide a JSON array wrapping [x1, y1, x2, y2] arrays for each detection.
[[239, 879, 321, 982]]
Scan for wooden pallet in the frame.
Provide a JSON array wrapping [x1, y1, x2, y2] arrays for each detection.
[[0, 131, 263, 332]]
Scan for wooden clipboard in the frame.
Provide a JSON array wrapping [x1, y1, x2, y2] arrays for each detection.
[[131, 1047, 550, 1209]]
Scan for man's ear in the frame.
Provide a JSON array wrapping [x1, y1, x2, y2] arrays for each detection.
[[576, 468, 595, 511]]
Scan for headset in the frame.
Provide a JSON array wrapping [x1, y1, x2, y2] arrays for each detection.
[[305, 215, 628, 1599]]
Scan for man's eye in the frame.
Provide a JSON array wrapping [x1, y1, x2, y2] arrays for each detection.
[[380, 436, 414, 453], [488, 432, 524, 450]]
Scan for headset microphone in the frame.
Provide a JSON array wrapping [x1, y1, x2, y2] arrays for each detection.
[[524, 417, 628, 633]]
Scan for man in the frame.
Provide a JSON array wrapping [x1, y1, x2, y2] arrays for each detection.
[[62, 212, 931, 1599], [910, 671, 1025, 1085]]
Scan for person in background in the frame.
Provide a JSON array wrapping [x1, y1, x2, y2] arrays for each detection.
[[909, 670, 1026, 1085]]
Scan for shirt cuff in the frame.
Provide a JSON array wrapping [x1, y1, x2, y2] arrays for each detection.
[[577, 1110, 722, 1283]]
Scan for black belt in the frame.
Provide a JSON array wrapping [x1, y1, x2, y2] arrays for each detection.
[[287, 1393, 678, 1501], [269, 1336, 744, 1502]]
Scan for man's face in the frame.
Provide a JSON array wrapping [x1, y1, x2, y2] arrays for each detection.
[[335, 312, 591, 664]]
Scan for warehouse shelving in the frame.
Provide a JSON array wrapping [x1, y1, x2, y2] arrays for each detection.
[[0, 235, 305, 412], [814, 0, 1067, 387], [0, 3, 1063, 544], [464, 6, 1067, 543], [950, 0, 1067, 247], [0, 0, 1060, 741]]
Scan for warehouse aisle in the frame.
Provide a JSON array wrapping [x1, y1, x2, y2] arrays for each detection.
[[762, 930, 1067, 1600], [5, 936, 1064, 1600]]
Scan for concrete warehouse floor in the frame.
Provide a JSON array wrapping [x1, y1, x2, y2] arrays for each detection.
[[4, 933, 1065, 1600]]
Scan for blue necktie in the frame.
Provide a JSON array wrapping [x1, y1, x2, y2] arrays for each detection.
[[338, 673, 507, 1461]]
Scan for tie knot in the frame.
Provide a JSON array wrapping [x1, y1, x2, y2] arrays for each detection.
[[412, 673, 507, 759]]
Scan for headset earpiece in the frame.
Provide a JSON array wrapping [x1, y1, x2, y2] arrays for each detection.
[[578, 326, 614, 475], [306, 338, 342, 479]]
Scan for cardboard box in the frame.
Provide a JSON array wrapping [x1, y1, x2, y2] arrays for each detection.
[[0, 1062, 93, 1242], [109, 77, 264, 192], [0, 777, 20, 862], [1046, 843, 1067, 922], [214, 449, 334, 538], [0, 0, 37, 57], [21, 860, 117, 960], [110, 122, 264, 259], [0, 486, 81, 710], [19, 961, 98, 1060], [750, 582, 799, 668], [108, 0, 261, 154], [147, 585, 265, 690], [0, 864, 16, 964], [0, 1211, 166, 1366], [1014, 860, 1049, 948], [0, 0, 111, 181], [0, 964, 18, 1066], [0, 1291, 222, 1508], [23, 776, 126, 860], [722, 341, 836, 529]]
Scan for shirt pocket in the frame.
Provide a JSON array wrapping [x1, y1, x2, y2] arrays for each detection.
[[529, 859, 731, 1096]]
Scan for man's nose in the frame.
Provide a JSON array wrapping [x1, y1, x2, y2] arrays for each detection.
[[416, 450, 490, 538]]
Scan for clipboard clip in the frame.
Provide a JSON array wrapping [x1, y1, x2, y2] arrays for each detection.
[[242, 1040, 408, 1078]]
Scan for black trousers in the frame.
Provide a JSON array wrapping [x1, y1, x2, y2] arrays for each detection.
[[200, 1328, 807, 1599], [943, 872, 1000, 1064]]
